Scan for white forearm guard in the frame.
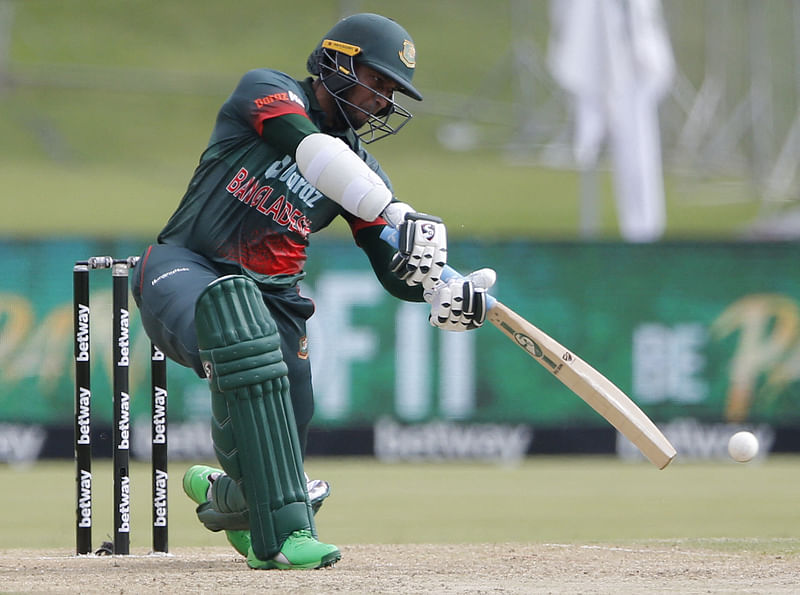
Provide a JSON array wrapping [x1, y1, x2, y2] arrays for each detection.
[[296, 133, 392, 221]]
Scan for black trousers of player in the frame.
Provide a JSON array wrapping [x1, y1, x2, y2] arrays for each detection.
[[131, 243, 316, 453]]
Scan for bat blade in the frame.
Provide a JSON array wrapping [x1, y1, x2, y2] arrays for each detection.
[[377, 225, 676, 468], [488, 302, 676, 469]]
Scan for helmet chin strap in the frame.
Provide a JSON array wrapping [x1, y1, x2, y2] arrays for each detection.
[[318, 49, 412, 144]]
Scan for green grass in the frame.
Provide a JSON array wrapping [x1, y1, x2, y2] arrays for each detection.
[[0, 0, 766, 241], [3, 457, 798, 554]]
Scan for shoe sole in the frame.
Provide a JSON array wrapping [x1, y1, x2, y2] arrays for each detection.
[[248, 550, 341, 570], [318, 550, 342, 568]]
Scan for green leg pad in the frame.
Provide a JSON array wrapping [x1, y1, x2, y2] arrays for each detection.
[[195, 275, 315, 560], [195, 500, 249, 532], [212, 471, 249, 514], [197, 465, 327, 532], [195, 472, 250, 532]]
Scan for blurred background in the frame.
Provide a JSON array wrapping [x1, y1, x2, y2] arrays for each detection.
[[7, 0, 800, 240], [1, 0, 799, 469]]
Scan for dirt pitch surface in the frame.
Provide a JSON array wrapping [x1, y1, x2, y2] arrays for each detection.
[[1, 544, 798, 593]]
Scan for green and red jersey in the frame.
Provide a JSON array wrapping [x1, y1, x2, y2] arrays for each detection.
[[158, 69, 393, 289]]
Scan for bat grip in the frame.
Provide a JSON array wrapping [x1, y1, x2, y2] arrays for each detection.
[[379, 226, 497, 309]]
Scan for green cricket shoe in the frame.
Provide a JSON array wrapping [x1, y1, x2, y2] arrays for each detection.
[[246, 530, 341, 570], [182, 464, 251, 557], [182, 464, 218, 503]]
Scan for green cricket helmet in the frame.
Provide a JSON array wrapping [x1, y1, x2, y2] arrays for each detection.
[[307, 13, 422, 143]]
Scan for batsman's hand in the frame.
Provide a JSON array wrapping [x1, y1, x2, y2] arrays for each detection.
[[424, 268, 496, 331], [386, 208, 447, 289]]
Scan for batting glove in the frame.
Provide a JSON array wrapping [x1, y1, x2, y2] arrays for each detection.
[[424, 268, 496, 331], [388, 211, 447, 289]]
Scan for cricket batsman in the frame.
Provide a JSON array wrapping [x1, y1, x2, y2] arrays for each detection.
[[131, 12, 495, 570]]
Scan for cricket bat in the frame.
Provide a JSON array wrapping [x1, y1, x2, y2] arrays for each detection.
[[486, 302, 676, 469], [381, 227, 677, 469]]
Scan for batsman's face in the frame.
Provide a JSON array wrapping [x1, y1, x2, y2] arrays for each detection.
[[343, 64, 399, 128]]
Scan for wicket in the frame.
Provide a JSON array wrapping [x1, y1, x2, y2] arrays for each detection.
[[73, 256, 168, 555]]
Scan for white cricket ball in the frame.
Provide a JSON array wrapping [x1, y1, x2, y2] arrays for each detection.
[[728, 431, 759, 462]]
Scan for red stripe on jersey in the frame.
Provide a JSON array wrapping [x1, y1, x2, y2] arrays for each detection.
[[138, 245, 153, 291], [253, 101, 309, 136], [348, 214, 387, 240], [221, 231, 307, 276]]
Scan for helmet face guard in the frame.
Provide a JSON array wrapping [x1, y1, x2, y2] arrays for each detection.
[[307, 14, 422, 144], [317, 43, 412, 144]]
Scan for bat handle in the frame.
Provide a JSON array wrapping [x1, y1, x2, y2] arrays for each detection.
[[379, 226, 497, 309]]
